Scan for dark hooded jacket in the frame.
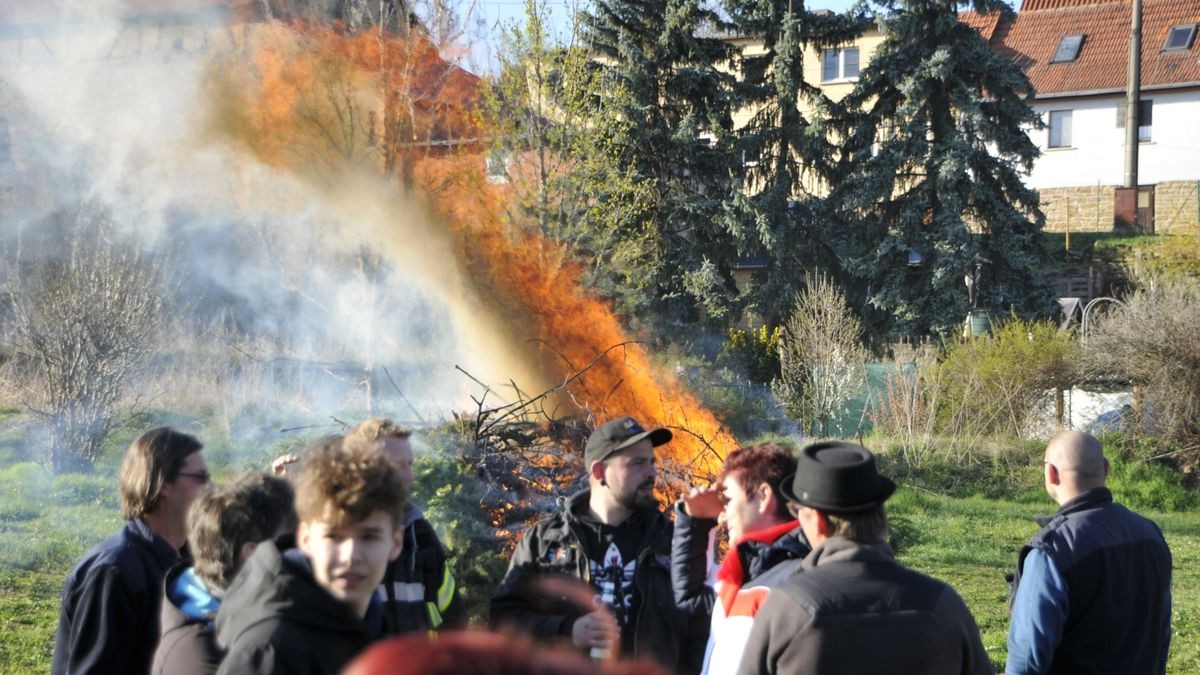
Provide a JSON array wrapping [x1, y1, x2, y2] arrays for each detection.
[[735, 537, 993, 675], [671, 502, 809, 674], [490, 490, 708, 674], [379, 504, 467, 635], [214, 538, 383, 675], [52, 518, 185, 675], [152, 563, 222, 675]]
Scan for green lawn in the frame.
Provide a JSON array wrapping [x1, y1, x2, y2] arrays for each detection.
[[3, 460, 1197, 672]]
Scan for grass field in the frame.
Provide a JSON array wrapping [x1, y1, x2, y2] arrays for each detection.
[[2, 448, 1197, 673]]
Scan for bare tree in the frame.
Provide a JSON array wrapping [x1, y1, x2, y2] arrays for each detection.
[[775, 272, 868, 436], [1083, 275, 1200, 443], [7, 203, 166, 472]]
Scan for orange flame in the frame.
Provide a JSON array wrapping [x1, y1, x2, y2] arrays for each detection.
[[212, 21, 736, 484]]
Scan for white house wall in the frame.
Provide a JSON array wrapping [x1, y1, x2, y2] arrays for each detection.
[[1026, 89, 1200, 189]]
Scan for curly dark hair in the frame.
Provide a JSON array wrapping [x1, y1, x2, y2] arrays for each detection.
[[295, 436, 407, 529]]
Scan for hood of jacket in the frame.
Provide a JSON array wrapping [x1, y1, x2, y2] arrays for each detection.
[[561, 490, 669, 552], [165, 563, 221, 624], [214, 538, 367, 650]]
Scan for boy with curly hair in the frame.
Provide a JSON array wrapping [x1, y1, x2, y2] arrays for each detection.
[[216, 437, 407, 675]]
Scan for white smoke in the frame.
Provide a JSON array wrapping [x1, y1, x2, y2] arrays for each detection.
[[0, 1, 547, 458]]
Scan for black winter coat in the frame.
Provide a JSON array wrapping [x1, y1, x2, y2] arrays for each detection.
[[736, 537, 993, 675], [380, 505, 467, 635], [214, 539, 373, 675], [490, 491, 708, 674], [52, 519, 185, 675]]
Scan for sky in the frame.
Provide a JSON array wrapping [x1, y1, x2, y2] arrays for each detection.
[[461, 0, 867, 73]]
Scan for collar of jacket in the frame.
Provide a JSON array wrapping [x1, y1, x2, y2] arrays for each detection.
[[715, 520, 801, 608], [131, 518, 186, 568], [802, 536, 895, 570], [402, 502, 425, 528], [1035, 487, 1114, 527]]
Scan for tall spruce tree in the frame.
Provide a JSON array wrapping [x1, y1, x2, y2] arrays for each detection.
[[828, 0, 1055, 342], [580, 0, 743, 336], [724, 1, 867, 325]]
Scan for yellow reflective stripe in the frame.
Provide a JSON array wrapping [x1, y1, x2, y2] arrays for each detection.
[[436, 567, 456, 612], [425, 601, 444, 629]]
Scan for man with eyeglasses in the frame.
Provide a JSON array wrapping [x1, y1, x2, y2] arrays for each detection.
[[53, 427, 209, 675]]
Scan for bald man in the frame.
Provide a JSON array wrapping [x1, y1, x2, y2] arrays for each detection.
[[1005, 431, 1172, 674]]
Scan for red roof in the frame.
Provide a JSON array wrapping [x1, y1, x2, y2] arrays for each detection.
[[993, 0, 1200, 96], [959, 10, 1003, 43]]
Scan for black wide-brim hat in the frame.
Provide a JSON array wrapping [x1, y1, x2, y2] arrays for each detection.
[[584, 416, 672, 465], [781, 441, 896, 513]]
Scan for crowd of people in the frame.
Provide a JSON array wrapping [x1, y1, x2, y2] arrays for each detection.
[[49, 415, 1173, 675]]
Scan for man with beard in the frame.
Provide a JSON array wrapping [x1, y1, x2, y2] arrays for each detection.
[[491, 417, 706, 673]]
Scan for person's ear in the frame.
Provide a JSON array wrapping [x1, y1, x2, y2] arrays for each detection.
[[590, 460, 607, 486], [814, 511, 832, 537], [1046, 461, 1061, 486], [389, 525, 405, 562], [239, 541, 259, 567], [755, 483, 774, 516], [297, 520, 311, 551]]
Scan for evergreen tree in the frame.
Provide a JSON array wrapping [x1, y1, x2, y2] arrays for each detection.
[[580, 0, 743, 336], [828, 0, 1055, 342], [724, 0, 867, 325]]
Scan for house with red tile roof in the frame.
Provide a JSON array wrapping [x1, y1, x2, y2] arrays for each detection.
[[976, 0, 1200, 233]]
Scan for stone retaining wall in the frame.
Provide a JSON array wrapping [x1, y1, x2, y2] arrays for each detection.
[[1038, 180, 1199, 234]]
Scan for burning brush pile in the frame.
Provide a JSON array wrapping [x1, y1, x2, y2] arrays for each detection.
[[205, 15, 742, 533]]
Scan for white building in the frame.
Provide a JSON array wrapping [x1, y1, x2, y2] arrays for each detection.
[[983, 0, 1200, 233]]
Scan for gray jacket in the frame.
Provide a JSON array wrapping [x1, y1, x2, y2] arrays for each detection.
[[736, 537, 993, 675]]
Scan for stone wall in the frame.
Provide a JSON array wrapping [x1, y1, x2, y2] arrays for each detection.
[[1154, 180, 1200, 234], [1037, 180, 1199, 234], [1038, 184, 1115, 233]]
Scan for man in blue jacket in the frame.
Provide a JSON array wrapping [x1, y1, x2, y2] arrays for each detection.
[[52, 427, 208, 675], [1006, 430, 1172, 674]]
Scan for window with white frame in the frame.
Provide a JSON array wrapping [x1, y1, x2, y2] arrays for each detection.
[[1048, 110, 1072, 148], [1163, 24, 1197, 51], [822, 47, 860, 81]]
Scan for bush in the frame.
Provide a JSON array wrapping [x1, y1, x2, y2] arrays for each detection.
[[1082, 275, 1200, 443], [720, 325, 781, 384], [775, 273, 868, 436], [935, 318, 1078, 439]]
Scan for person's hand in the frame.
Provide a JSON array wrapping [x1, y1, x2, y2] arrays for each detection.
[[270, 453, 299, 476], [570, 607, 619, 650], [682, 486, 723, 519]]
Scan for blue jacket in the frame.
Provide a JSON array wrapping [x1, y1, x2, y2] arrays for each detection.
[[1006, 488, 1172, 674], [52, 519, 185, 675]]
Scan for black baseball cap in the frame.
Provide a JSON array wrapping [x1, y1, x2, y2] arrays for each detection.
[[583, 417, 672, 465]]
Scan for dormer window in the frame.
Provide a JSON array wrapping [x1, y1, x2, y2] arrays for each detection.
[[1163, 24, 1197, 51], [1052, 34, 1085, 63]]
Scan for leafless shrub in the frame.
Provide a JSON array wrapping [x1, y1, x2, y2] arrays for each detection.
[[868, 347, 944, 464], [6, 203, 166, 472], [1082, 275, 1200, 443], [775, 272, 868, 436]]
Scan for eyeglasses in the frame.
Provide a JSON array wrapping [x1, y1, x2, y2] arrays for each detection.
[[178, 470, 211, 485]]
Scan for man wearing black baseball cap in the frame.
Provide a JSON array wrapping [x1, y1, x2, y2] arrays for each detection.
[[491, 417, 706, 673], [735, 442, 993, 675]]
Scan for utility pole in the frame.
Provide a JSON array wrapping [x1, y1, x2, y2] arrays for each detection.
[[1123, 0, 1142, 189]]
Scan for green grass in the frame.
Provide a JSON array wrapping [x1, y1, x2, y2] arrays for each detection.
[[892, 489, 1200, 673], [2, 453, 1198, 673]]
